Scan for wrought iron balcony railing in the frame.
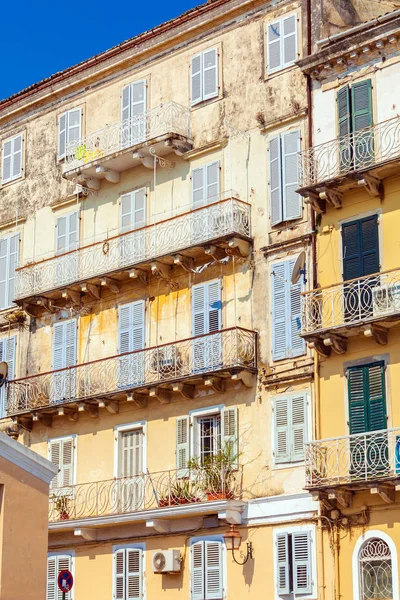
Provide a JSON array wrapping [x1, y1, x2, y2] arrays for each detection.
[[305, 428, 400, 489], [64, 101, 191, 173], [49, 466, 243, 523], [7, 327, 257, 416], [298, 116, 400, 189], [301, 268, 400, 337], [15, 196, 251, 302]]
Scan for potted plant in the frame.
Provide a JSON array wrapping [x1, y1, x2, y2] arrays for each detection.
[[188, 443, 238, 501], [158, 479, 200, 507], [51, 493, 70, 520]]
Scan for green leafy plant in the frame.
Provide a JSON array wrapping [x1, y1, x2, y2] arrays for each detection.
[[51, 493, 70, 519], [74, 144, 87, 160], [188, 442, 238, 500]]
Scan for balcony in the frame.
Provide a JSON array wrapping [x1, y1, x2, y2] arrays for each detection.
[[49, 466, 243, 529], [305, 429, 400, 504], [301, 268, 400, 355], [15, 196, 252, 315], [7, 327, 257, 425], [63, 101, 192, 187], [298, 116, 400, 212]]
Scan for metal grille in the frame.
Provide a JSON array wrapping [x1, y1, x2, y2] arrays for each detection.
[[360, 539, 393, 600]]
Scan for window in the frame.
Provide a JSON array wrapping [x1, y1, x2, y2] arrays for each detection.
[[58, 109, 81, 160], [47, 553, 73, 600], [0, 336, 16, 418], [120, 188, 146, 233], [56, 212, 79, 255], [192, 162, 220, 208], [116, 425, 145, 511], [176, 407, 238, 474], [337, 80, 373, 170], [271, 258, 305, 361], [269, 130, 301, 225], [191, 48, 218, 106], [342, 215, 379, 282], [191, 538, 223, 600], [1, 134, 23, 184], [121, 81, 147, 147], [348, 362, 387, 436], [52, 320, 77, 402], [48, 436, 76, 491], [275, 529, 314, 597], [359, 538, 393, 600], [0, 233, 19, 310], [267, 14, 298, 74], [113, 545, 144, 600], [118, 301, 145, 388], [273, 392, 307, 464]]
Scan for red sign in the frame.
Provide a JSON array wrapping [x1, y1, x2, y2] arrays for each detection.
[[58, 570, 74, 593]]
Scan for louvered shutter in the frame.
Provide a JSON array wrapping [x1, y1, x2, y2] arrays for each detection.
[[121, 82, 146, 146], [191, 54, 203, 106], [274, 397, 290, 463], [283, 14, 297, 66], [268, 20, 282, 72], [49, 440, 62, 489], [203, 48, 218, 101], [269, 136, 282, 225], [176, 416, 190, 476], [53, 322, 66, 370], [56, 216, 67, 254], [289, 258, 305, 357], [351, 80, 373, 133], [68, 212, 79, 251], [120, 430, 143, 478], [121, 192, 134, 233], [191, 541, 205, 600], [57, 556, 72, 600], [205, 540, 222, 600], [282, 130, 301, 220], [118, 301, 145, 354], [65, 319, 77, 368], [58, 113, 67, 159], [61, 437, 74, 488], [47, 556, 57, 600], [133, 188, 146, 229], [121, 85, 131, 124], [276, 533, 290, 595], [367, 362, 386, 431], [7, 234, 19, 307], [292, 531, 312, 594], [118, 304, 132, 354], [192, 166, 205, 209], [222, 407, 238, 468], [57, 212, 79, 254], [207, 280, 221, 333], [0, 238, 8, 309], [114, 549, 125, 600], [127, 548, 142, 600], [11, 134, 22, 179], [360, 215, 379, 276], [291, 394, 306, 461], [337, 86, 351, 138], [206, 162, 220, 203], [342, 220, 361, 281], [1, 139, 12, 183], [67, 109, 81, 148], [271, 262, 287, 360], [0, 336, 16, 418], [192, 284, 206, 336], [132, 301, 145, 351], [348, 366, 368, 435]]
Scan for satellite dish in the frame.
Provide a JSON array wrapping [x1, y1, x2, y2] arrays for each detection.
[[291, 252, 307, 285], [0, 362, 8, 387]]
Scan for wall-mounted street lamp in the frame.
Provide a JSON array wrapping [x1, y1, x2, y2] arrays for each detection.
[[223, 524, 253, 565]]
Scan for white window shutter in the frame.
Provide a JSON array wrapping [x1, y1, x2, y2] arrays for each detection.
[[191, 54, 203, 106], [118, 301, 145, 354], [192, 283, 206, 336], [53, 322, 66, 370], [127, 548, 142, 600], [11, 135, 22, 180], [132, 301, 145, 351], [206, 161, 220, 204], [61, 437, 74, 488], [276, 533, 290, 595], [192, 166, 205, 209], [49, 439, 62, 490], [56, 216, 68, 254], [0, 239, 8, 309], [114, 549, 125, 600], [121, 85, 131, 123], [118, 304, 132, 354], [268, 20, 282, 73], [68, 212, 79, 251], [0, 336, 16, 418], [133, 188, 146, 229], [222, 406, 238, 468], [7, 234, 19, 307], [207, 280, 221, 333], [271, 262, 288, 360], [205, 540, 222, 600], [46, 556, 57, 600], [176, 416, 190, 476], [130, 81, 146, 118], [291, 394, 306, 461], [283, 14, 298, 67], [67, 109, 81, 148], [58, 113, 67, 159], [282, 130, 301, 221], [203, 48, 218, 101], [289, 258, 305, 357], [121, 192, 134, 233], [292, 531, 312, 595], [191, 541, 205, 600], [269, 136, 283, 226], [274, 397, 290, 464], [65, 320, 77, 368], [1, 140, 12, 183]]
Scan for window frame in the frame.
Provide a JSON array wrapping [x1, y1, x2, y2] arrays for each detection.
[[352, 531, 399, 600], [274, 525, 317, 600], [113, 420, 147, 477], [190, 535, 226, 600], [269, 129, 302, 226], [266, 12, 299, 75], [190, 47, 219, 107], [57, 108, 82, 161], [113, 543, 146, 600], [47, 551, 75, 600], [47, 433, 78, 490], [272, 390, 310, 468], [1, 133, 24, 185]]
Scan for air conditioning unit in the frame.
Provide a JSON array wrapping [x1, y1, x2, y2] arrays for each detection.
[[152, 550, 181, 574], [372, 283, 400, 316]]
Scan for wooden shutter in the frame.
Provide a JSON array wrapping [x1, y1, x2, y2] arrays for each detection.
[[132, 301, 145, 351], [351, 80, 373, 133], [276, 533, 290, 595], [342, 216, 379, 281], [58, 113, 67, 159], [289, 257, 305, 357], [49, 437, 74, 489], [0, 336, 15, 418], [0, 238, 8, 309], [118, 301, 145, 354], [0, 234, 19, 309], [348, 363, 386, 434], [191, 53, 203, 106], [56, 212, 79, 254], [120, 430, 143, 478], [291, 394, 306, 461], [192, 283, 207, 336], [191, 541, 205, 600], [269, 136, 283, 226], [49, 440, 61, 490], [268, 20, 282, 72], [3, 135, 23, 182], [206, 161, 220, 203], [127, 548, 142, 600], [271, 262, 287, 360], [47, 554, 72, 600], [192, 166, 205, 209], [176, 416, 190, 476], [292, 531, 312, 594], [337, 86, 351, 138], [114, 549, 125, 600], [282, 14, 297, 66], [282, 130, 301, 221], [207, 280, 221, 333], [67, 109, 82, 147], [367, 362, 387, 431], [205, 540, 222, 599], [120, 189, 146, 233], [222, 407, 238, 467], [274, 397, 290, 463], [11, 134, 22, 180], [52, 320, 76, 371], [203, 48, 218, 101], [118, 304, 132, 354], [1, 139, 12, 183], [348, 366, 368, 435]]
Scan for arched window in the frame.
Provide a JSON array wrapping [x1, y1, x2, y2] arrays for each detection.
[[359, 538, 393, 600]]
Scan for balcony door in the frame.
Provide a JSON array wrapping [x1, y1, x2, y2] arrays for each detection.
[[191, 162, 220, 244], [121, 80, 146, 149], [51, 320, 77, 404], [120, 188, 147, 265], [55, 211, 79, 288], [117, 427, 144, 513], [118, 301, 145, 389], [342, 215, 379, 322], [192, 280, 222, 372], [348, 362, 388, 479]]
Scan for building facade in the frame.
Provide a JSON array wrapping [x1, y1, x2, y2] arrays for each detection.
[[0, 0, 399, 599]]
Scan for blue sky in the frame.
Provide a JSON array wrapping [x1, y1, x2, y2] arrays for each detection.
[[0, 0, 201, 101]]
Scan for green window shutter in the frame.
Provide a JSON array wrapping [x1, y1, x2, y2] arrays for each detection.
[[366, 362, 387, 431], [348, 366, 368, 435], [337, 86, 351, 138], [351, 79, 373, 133]]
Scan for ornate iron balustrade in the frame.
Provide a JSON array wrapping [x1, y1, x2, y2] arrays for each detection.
[[49, 465, 243, 523], [15, 197, 251, 301], [64, 101, 191, 171], [298, 116, 400, 188], [7, 327, 257, 415], [305, 428, 400, 488], [301, 267, 400, 336]]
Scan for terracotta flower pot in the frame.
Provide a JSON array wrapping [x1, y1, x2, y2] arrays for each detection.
[[59, 511, 70, 521], [206, 491, 234, 501]]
